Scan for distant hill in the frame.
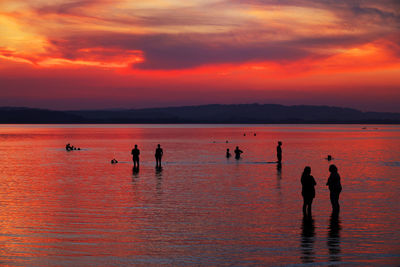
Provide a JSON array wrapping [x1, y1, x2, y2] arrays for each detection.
[[1, 104, 400, 123]]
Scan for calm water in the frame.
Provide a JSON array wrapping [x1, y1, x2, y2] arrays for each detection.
[[0, 124, 399, 266]]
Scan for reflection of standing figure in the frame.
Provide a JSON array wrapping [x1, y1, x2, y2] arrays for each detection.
[[234, 146, 243, 159], [326, 164, 342, 213], [277, 141, 282, 163], [301, 166, 316, 217], [155, 144, 163, 168], [131, 144, 140, 169], [328, 212, 341, 263], [300, 216, 315, 263]]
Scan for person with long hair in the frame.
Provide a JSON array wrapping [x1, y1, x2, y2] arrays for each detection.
[[326, 164, 342, 213], [301, 166, 316, 217]]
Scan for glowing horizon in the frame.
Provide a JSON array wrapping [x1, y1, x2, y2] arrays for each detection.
[[0, 0, 399, 112]]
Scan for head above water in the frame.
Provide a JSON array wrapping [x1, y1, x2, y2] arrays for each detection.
[[303, 166, 311, 175], [329, 164, 338, 173]]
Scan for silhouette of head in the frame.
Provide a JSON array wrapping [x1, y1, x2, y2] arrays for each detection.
[[236, 146, 239, 149], [158, 144, 161, 148], [227, 148, 229, 151], [303, 166, 311, 175], [135, 144, 138, 148], [278, 141, 282, 146], [329, 164, 338, 173]]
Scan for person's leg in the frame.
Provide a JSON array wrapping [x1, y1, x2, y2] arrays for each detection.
[[308, 198, 313, 216], [303, 198, 307, 216], [334, 192, 340, 212]]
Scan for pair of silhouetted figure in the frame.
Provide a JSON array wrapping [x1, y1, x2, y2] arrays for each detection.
[[301, 164, 342, 216], [131, 144, 164, 168], [226, 146, 243, 159]]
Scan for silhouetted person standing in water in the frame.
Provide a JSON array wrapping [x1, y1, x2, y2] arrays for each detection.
[[226, 148, 231, 158], [277, 141, 282, 163], [155, 144, 163, 168], [131, 144, 140, 169], [234, 146, 243, 159], [301, 166, 316, 217], [326, 164, 342, 213]]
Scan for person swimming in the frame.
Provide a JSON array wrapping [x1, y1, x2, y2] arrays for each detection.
[[234, 146, 243, 159], [111, 159, 118, 164], [226, 148, 231, 158], [66, 143, 72, 151], [155, 144, 163, 168]]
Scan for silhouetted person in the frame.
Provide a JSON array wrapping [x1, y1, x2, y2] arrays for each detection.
[[66, 143, 72, 151], [131, 144, 140, 169], [300, 216, 315, 263], [155, 144, 163, 168], [111, 158, 118, 164], [277, 141, 282, 163], [326, 155, 333, 161], [301, 166, 316, 217], [328, 212, 341, 263], [234, 146, 243, 159], [326, 164, 342, 213], [226, 148, 231, 158]]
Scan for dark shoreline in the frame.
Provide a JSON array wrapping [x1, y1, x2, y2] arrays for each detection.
[[2, 104, 400, 124]]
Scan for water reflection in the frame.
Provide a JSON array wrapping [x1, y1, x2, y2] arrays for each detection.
[[155, 166, 163, 196], [276, 162, 282, 190], [328, 212, 342, 263], [132, 166, 140, 181], [300, 216, 316, 263]]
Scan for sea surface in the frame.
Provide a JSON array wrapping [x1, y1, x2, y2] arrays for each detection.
[[0, 124, 399, 266]]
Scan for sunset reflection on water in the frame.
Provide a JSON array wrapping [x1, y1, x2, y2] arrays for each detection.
[[0, 124, 399, 265]]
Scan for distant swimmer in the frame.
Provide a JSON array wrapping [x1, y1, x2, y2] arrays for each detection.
[[277, 141, 282, 163], [66, 143, 72, 151], [301, 166, 316, 217], [155, 144, 163, 168], [326, 164, 342, 213], [111, 159, 118, 164], [326, 155, 333, 161], [226, 140, 229, 143], [226, 148, 231, 158], [254, 133, 256, 136], [234, 146, 243, 159], [131, 144, 140, 168]]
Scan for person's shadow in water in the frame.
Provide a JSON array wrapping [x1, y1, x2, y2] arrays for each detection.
[[300, 216, 316, 263], [132, 166, 139, 181], [328, 212, 342, 263]]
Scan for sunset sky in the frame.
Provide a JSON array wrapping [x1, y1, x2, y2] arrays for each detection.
[[0, 0, 399, 111]]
